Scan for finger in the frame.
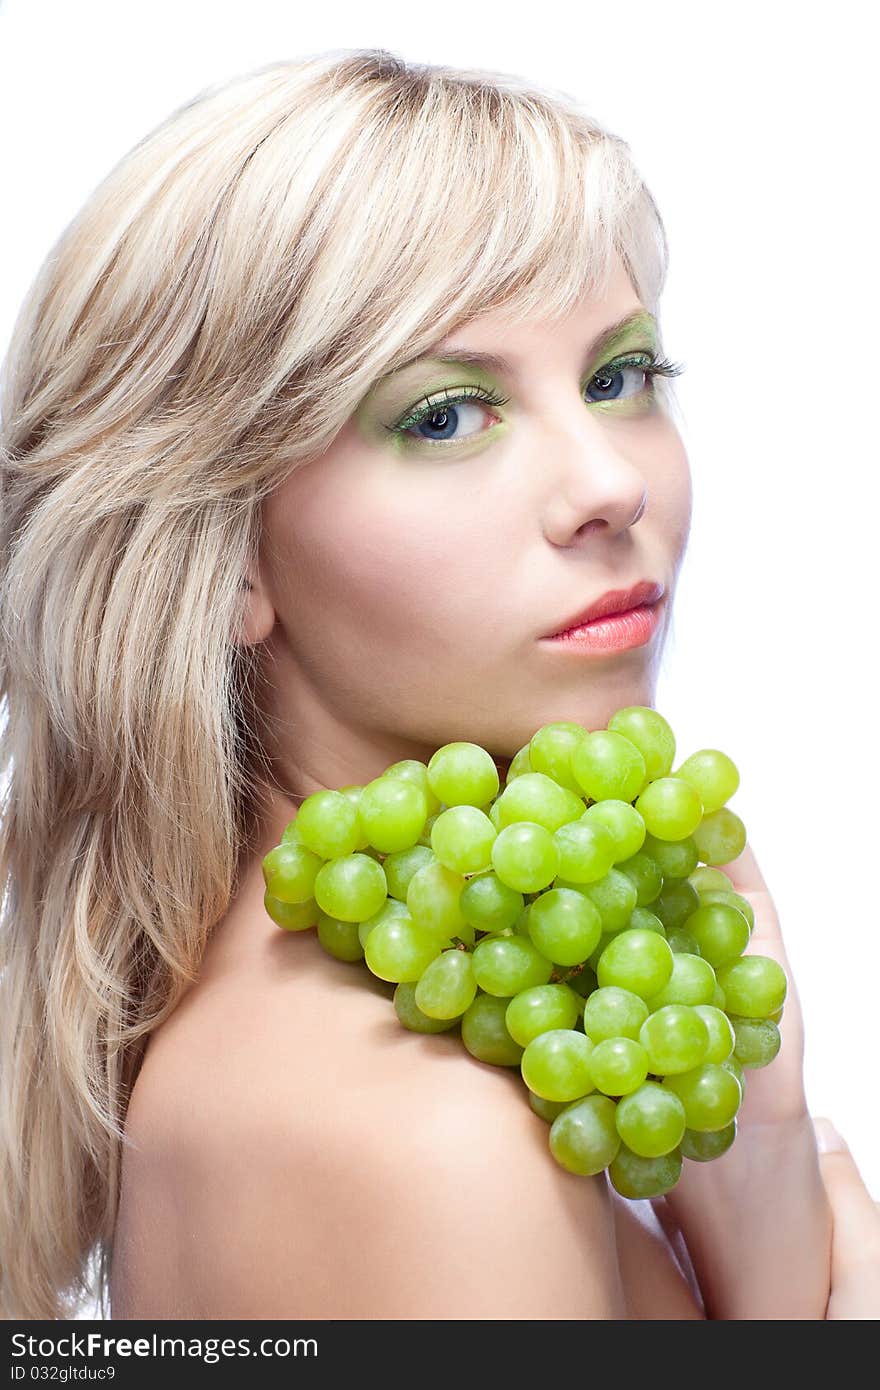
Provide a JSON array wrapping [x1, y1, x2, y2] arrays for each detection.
[[718, 842, 792, 974], [813, 1118, 880, 1262], [719, 841, 770, 897]]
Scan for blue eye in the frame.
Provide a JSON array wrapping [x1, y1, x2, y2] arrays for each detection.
[[585, 352, 684, 403], [586, 362, 649, 402], [388, 384, 509, 446]]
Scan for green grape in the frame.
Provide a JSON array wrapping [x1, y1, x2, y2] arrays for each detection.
[[597, 929, 674, 1000], [316, 913, 365, 962], [552, 818, 617, 883], [313, 853, 388, 922], [634, 776, 703, 841], [691, 807, 747, 866], [608, 1144, 683, 1198], [526, 888, 603, 966], [528, 721, 589, 793], [674, 748, 740, 814], [280, 818, 303, 844], [394, 982, 459, 1034], [406, 859, 469, 940], [642, 832, 699, 881], [580, 869, 639, 932], [616, 850, 664, 906], [688, 866, 734, 893], [427, 741, 500, 808], [716, 954, 787, 1018], [684, 902, 750, 967], [730, 1015, 782, 1068], [384, 759, 442, 815], [652, 879, 701, 932], [414, 948, 477, 1019], [663, 1062, 742, 1131], [357, 775, 429, 853], [417, 811, 442, 848], [692, 1004, 736, 1064], [615, 1081, 687, 1157], [653, 878, 700, 934], [382, 844, 435, 901], [460, 871, 524, 933], [295, 788, 362, 860], [646, 952, 716, 1008], [581, 800, 647, 862], [711, 979, 727, 1010], [582, 985, 650, 1043], [571, 730, 647, 803], [606, 706, 676, 781], [471, 935, 554, 996], [461, 994, 524, 1066], [494, 773, 584, 832], [357, 896, 410, 948], [336, 787, 372, 850], [680, 1120, 737, 1161], [506, 743, 533, 781], [588, 1037, 650, 1096], [364, 914, 445, 983], [549, 1094, 621, 1175], [521, 1028, 595, 1102], [491, 822, 560, 893], [505, 983, 580, 1046], [262, 841, 325, 904], [698, 888, 755, 933], [529, 1091, 571, 1123], [666, 929, 701, 955], [587, 932, 614, 972], [639, 1004, 710, 1075], [430, 804, 497, 874], [512, 904, 533, 936], [264, 891, 320, 932], [628, 907, 667, 937], [721, 1053, 746, 1094]]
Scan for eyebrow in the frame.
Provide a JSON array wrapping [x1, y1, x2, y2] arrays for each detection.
[[382, 308, 658, 381]]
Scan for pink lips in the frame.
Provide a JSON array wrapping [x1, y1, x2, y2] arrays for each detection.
[[544, 579, 665, 638]]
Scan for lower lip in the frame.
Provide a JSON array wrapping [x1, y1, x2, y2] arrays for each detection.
[[540, 600, 664, 653]]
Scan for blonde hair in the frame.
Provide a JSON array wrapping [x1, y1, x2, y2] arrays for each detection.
[[0, 46, 673, 1319]]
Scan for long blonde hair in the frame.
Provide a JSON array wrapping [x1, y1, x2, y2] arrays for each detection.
[[0, 47, 672, 1318]]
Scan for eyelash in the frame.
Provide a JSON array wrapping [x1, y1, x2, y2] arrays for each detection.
[[385, 351, 686, 445]]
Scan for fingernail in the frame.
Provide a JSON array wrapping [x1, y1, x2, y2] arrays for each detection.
[[813, 1117, 847, 1153]]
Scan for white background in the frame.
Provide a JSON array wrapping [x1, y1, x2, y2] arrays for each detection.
[[2, 0, 878, 1314]]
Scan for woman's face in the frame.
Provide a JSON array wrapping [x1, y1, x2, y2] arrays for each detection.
[[250, 250, 692, 799]]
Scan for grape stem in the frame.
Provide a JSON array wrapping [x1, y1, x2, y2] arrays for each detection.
[[551, 962, 587, 984]]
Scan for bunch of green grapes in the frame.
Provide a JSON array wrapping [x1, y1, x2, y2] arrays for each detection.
[[261, 707, 785, 1201]]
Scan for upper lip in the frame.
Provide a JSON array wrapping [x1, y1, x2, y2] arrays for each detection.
[[543, 579, 665, 637]]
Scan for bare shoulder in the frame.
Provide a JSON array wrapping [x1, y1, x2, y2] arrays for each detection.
[[112, 915, 625, 1320]]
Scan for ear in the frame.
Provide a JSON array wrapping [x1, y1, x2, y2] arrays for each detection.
[[233, 569, 275, 647]]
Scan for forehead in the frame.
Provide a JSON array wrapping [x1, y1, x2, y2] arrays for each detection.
[[385, 259, 652, 380], [385, 306, 655, 385]]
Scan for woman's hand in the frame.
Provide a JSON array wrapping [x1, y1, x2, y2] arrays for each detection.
[[813, 1116, 880, 1319], [651, 842, 833, 1318]]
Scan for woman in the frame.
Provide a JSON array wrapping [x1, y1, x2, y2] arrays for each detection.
[[0, 48, 876, 1321]]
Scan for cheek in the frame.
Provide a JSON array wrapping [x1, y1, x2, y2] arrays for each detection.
[[648, 429, 692, 549], [264, 459, 509, 661]]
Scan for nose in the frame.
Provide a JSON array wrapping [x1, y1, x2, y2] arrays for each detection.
[[539, 407, 649, 546]]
